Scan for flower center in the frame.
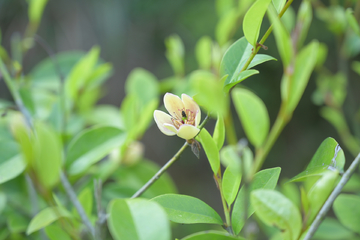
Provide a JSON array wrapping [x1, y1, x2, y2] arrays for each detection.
[[171, 108, 196, 129]]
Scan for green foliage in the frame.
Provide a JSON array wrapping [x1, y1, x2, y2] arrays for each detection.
[[243, 0, 272, 47], [26, 207, 72, 235], [107, 198, 171, 240], [251, 189, 302, 240], [232, 167, 281, 234], [182, 230, 243, 240], [290, 137, 345, 182], [232, 88, 270, 148], [196, 128, 220, 174], [151, 194, 223, 225], [333, 194, 360, 234], [213, 114, 225, 150]]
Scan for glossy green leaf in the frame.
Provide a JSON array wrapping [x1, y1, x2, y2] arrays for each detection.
[[220, 37, 275, 92], [306, 170, 338, 226], [222, 164, 241, 206], [267, 4, 293, 67], [196, 128, 220, 174], [251, 189, 302, 240], [182, 230, 243, 240], [216, 9, 238, 46], [333, 194, 360, 234], [111, 159, 177, 199], [165, 34, 184, 76], [282, 41, 319, 114], [85, 105, 124, 128], [66, 126, 126, 175], [195, 36, 212, 70], [125, 68, 159, 106], [190, 70, 228, 117], [65, 46, 100, 100], [290, 137, 345, 182], [213, 114, 225, 150], [313, 217, 355, 240], [0, 154, 26, 184], [224, 70, 259, 93], [33, 122, 62, 189], [151, 194, 223, 225], [243, 0, 272, 47], [108, 198, 170, 240], [28, 0, 48, 24], [232, 167, 281, 234], [296, 0, 312, 49], [45, 225, 72, 240], [232, 88, 270, 148], [280, 180, 300, 210], [26, 207, 72, 235], [272, 0, 286, 13], [346, 8, 360, 36]]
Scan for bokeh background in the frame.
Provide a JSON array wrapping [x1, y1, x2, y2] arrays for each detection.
[[1, 0, 360, 238]]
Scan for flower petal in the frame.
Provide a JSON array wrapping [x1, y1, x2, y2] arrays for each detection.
[[182, 94, 201, 126], [154, 110, 176, 136], [177, 124, 200, 140], [164, 93, 184, 119], [164, 123, 178, 134]]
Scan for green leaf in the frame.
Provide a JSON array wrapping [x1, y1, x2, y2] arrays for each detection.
[[111, 159, 177, 199], [45, 225, 72, 240], [213, 114, 225, 150], [313, 217, 355, 240], [216, 9, 238, 46], [243, 0, 272, 47], [151, 194, 223, 225], [7, 214, 28, 233], [0, 192, 6, 215], [251, 189, 302, 240], [65, 46, 100, 100], [182, 230, 243, 240], [66, 126, 126, 175], [195, 36, 212, 70], [222, 165, 241, 206], [190, 70, 228, 117], [29, 51, 85, 91], [74, 187, 93, 220], [232, 167, 281, 234], [165, 35, 184, 76], [28, 0, 48, 24], [282, 41, 319, 114], [33, 122, 62, 189], [333, 194, 360, 234], [306, 170, 338, 226], [290, 137, 345, 182], [26, 207, 72, 235], [346, 8, 360, 36], [280, 180, 300, 210], [220, 37, 275, 92], [267, 3, 293, 67], [0, 154, 26, 184], [125, 68, 159, 106], [272, 0, 286, 13], [296, 1, 312, 49], [196, 128, 220, 174], [232, 88, 270, 148], [107, 198, 170, 240]]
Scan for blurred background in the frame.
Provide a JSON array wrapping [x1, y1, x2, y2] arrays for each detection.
[[1, 0, 360, 238]]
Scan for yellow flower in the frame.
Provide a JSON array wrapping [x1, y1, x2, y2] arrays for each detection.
[[154, 93, 201, 140]]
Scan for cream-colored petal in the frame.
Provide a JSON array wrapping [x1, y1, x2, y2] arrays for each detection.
[[164, 123, 178, 134], [164, 93, 184, 119], [177, 124, 200, 140], [182, 94, 201, 126], [154, 110, 176, 136]]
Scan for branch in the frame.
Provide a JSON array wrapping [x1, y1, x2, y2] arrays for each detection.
[[303, 152, 360, 240], [131, 115, 210, 198], [60, 171, 96, 238]]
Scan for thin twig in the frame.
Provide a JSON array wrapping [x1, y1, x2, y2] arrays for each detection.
[[131, 141, 189, 198], [60, 171, 95, 238], [131, 115, 210, 198], [303, 152, 360, 240], [94, 179, 106, 240]]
